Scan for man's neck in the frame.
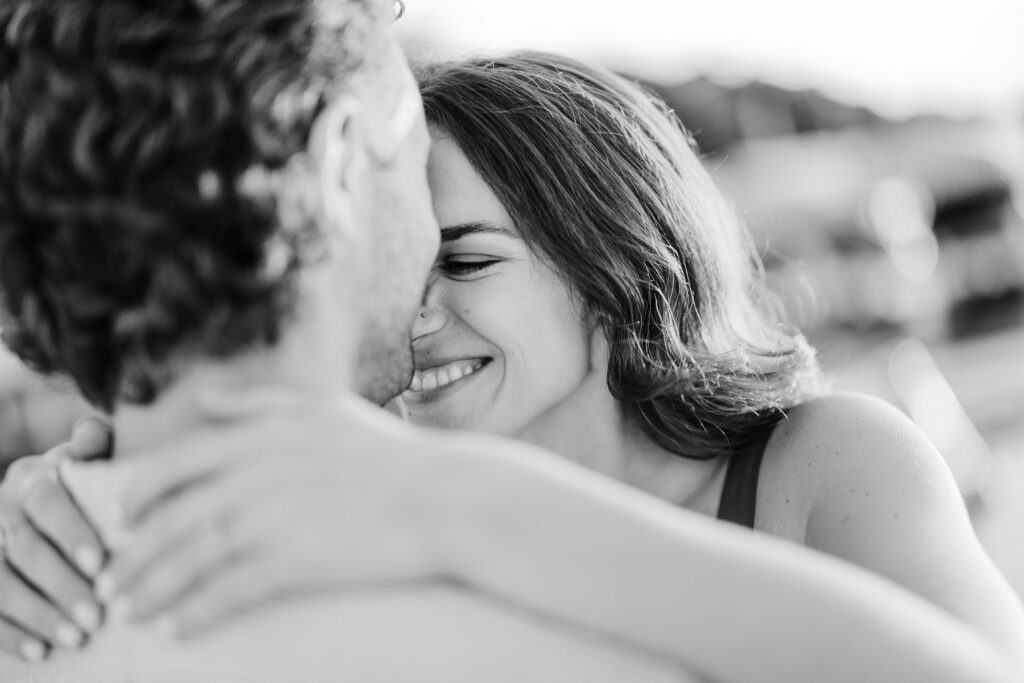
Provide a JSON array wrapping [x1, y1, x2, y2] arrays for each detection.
[[112, 274, 359, 456], [111, 356, 325, 456]]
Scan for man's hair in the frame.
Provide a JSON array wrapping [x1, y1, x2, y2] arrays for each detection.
[[0, 0, 382, 411], [418, 53, 826, 459]]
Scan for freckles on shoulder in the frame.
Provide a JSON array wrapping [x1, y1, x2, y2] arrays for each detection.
[[758, 392, 964, 542], [763, 394, 1024, 656]]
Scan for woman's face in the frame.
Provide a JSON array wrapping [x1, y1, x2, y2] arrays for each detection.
[[400, 136, 594, 436]]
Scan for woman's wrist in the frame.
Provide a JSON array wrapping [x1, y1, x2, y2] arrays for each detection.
[[405, 429, 514, 583]]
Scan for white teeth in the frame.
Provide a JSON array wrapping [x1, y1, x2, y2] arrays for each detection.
[[407, 359, 484, 394]]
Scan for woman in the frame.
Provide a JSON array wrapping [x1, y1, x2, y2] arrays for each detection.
[[3, 48, 1023, 681], [406, 51, 823, 487], [397, 50, 1024, 654]]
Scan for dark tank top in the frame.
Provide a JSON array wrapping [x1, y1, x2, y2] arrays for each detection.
[[715, 427, 775, 529]]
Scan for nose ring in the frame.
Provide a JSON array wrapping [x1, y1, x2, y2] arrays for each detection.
[[420, 311, 428, 318]]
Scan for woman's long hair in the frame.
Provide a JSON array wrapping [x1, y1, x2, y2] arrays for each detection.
[[418, 52, 826, 459]]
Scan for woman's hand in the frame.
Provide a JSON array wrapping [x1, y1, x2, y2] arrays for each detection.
[[95, 395, 457, 637], [0, 418, 110, 662]]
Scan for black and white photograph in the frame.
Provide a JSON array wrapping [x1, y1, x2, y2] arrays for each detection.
[[0, 0, 1022, 680]]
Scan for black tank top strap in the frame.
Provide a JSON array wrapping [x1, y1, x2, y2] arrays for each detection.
[[716, 427, 775, 529]]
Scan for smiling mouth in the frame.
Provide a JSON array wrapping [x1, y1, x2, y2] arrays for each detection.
[[406, 358, 489, 394]]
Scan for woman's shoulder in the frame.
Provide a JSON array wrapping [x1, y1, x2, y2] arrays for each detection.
[[757, 403, 1024, 660], [773, 391, 922, 456], [757, 392, 965, 543], [768, 391, 941, 471]]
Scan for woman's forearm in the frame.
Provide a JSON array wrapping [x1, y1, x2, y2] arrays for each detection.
[[429, 432, 1017, 683]]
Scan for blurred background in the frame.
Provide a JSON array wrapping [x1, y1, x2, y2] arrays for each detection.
[[397, 0, 1024, 592]]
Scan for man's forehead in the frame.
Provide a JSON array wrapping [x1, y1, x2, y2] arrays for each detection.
[[346, 36, 422, 159], [304, 14, 421, 163], [379, 41, 422, 145], [317, 0, 392, 25]]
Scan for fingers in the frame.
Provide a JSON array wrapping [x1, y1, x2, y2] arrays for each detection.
[[165, 552, 284, 639], [38, 442, 76, 467], [107, 522, 252, 624], [0, 561, 85, 653], [99, 464, 274, 619], [0, 454, 100, 659], [3, 528, 101, 635], [68, 417, 113, 461], [0, 617, 49, 663], [21, 468, 105, 578]]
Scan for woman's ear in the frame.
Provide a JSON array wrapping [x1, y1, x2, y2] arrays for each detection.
[[588, 323, 612, 374]]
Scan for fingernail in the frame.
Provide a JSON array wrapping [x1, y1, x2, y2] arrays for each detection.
[[94, 572, 116, 603], [18, 639, 46, 663], [108, 596, 133, 623], [54, 621, 83, 649], [75, 546, 103, 577], [72, 600, 102, 633]]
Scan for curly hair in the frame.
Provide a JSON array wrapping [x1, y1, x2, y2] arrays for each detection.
[[418, 53, 827, 459], [0, 0, 382, 411]]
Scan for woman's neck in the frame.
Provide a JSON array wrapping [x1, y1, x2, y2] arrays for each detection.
[[514, 385, 726, 515]]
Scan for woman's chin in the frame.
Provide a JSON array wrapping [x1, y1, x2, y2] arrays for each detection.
[[403, 403, 484, 432], [401, 359, 495, 428]]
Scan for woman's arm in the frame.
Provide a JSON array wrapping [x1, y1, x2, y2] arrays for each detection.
[[791, 393, 1024, 664], [102, 395, 1020, 683], [434, 423, 1022, 683]]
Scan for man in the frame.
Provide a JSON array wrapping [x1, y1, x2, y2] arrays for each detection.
[[0, 0, 693, 680]]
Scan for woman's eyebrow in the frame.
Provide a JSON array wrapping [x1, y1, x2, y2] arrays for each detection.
[[440, 221, 519, 242]]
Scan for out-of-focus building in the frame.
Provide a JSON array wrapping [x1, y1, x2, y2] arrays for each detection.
[[640, 74, 1024, 512]]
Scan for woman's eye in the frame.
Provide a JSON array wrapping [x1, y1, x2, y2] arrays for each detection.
[[438, 258, 500, 277]]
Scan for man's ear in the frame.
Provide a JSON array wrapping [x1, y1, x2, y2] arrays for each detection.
[[363, 78, 421, 164], [310, 95, 364, 243]]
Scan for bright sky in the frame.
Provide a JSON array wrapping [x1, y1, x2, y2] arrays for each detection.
[[396, 0, 1024, 118]]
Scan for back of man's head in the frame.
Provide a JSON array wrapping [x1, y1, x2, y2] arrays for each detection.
[[0, 0, 385, 412]]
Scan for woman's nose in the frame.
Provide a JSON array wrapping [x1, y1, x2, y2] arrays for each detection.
[[411, 302, 447, 340], [412, 270, 449, 339]]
